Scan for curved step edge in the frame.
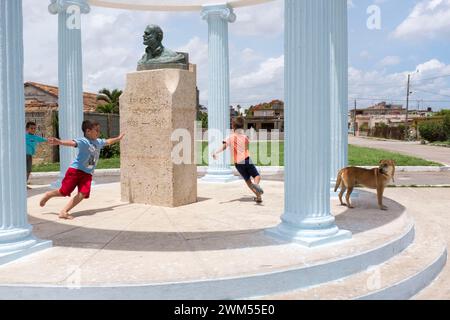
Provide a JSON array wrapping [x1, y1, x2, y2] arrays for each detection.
[[356, 246, 447, 300], [0, 221, 415, 300]]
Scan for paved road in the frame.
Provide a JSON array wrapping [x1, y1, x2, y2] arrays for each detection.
[[349, 136, 450, 166]]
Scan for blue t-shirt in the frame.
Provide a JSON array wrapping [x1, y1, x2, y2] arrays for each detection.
[[26, 133, 47, 156], [70, 137, 107, 175]]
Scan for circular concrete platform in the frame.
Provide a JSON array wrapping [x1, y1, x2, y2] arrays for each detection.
[[0, 181, 445, 299]]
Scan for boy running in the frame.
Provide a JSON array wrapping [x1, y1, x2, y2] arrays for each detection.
[[212, 117, 264, 203], [40, 120, 124, 219]]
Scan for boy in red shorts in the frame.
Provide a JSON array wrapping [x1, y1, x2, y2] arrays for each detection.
[[212, 117, 264, 203], [39, 120, 124, 219]]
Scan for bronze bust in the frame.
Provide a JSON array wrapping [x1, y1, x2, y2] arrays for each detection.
[[137, 25, 188, 71]]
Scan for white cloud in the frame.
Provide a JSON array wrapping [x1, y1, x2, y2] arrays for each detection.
[[360, 50, 372, 59], [177, 37, 208, 101], [231, 55, 284, 105], [392, 0, 450, 40], [378, 56, 401, 67], [349, 59, 450, 109], [231, 0, 283, 37]]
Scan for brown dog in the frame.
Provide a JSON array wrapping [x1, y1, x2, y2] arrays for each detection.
[[334, 160, 396, 210]]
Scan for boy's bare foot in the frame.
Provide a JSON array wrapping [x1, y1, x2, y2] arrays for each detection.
[[59, 211, 74, 220], [39, 193, 51, 207]]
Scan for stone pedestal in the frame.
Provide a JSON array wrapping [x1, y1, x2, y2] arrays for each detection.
[[120, 66, 198, 207]]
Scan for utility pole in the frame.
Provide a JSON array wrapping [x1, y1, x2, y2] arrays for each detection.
[[353, 99, 357, 136], [405, 74, 411, 140]]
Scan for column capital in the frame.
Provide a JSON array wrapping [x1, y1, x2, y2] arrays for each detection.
[[49, 0, 90, 15], [201, 4, 236, 23]]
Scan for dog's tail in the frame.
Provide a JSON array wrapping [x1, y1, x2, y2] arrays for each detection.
[[334, 169, 343, 192]]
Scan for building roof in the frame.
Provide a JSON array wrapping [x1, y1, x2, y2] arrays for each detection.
[[366, 102, 403, 110], [25, 99, 58, 112], [25, 82, 101, 113], [250, 99, 284, 112]]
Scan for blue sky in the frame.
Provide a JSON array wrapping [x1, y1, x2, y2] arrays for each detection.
[[23, 0, 450, 110]]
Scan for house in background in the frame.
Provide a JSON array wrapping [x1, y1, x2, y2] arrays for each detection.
[[349, 101, 434, 136], [239, 100, 285, 132]]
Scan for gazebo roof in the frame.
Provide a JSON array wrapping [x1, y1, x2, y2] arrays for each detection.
[[88, 0, 275, 11]]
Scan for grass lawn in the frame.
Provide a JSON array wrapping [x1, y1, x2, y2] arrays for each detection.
[[32, 157, 120, 172], [32, 142, 441, 172], [348, 145, 441, 166]]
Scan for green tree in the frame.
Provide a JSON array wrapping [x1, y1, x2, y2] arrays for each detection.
[[198, 111, 208, 128], [96, 88, 122, 114], [419, 121, 447, 142], [443, 114, 450, 138], [436, 109, 450, 116]]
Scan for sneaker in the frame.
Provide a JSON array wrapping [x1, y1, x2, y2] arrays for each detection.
[[254, 197, 263, 204], [252, 184, 264, 195]]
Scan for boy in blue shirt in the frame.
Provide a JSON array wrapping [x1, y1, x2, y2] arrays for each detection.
[[39, 120, 124, 220], [26, 122, 48, 188]]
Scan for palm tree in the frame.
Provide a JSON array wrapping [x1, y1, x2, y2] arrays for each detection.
[[96, 103, 116, 114], [96, 88, 122, 114]]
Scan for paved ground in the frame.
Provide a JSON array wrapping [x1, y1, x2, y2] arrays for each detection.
[[384, 188, 450, 300], [2, 182, 444, 299], [349, 136, 450, 166], [5, 181, 406, 286]]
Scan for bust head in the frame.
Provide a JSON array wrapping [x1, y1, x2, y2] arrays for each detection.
[[143, 25, 164, 53]]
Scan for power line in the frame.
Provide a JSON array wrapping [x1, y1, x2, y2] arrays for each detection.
[[348, 97, 450, 103], [413, 88, 450, 99], [411, 73, 450, 83]]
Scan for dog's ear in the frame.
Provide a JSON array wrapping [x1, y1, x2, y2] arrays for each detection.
[[379, 160, 384, 164]]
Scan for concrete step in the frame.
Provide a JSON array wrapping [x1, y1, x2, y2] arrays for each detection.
[[257, 220, 447, 300]]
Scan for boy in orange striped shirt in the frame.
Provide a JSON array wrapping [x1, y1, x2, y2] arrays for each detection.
[[212, 117, 264, 203]]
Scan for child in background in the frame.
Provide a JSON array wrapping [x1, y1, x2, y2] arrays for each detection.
[[26, 122, 48, 188], [212, 117, 264, 203]]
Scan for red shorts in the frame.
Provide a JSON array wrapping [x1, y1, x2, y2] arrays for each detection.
[[59, 168, 93, 199]]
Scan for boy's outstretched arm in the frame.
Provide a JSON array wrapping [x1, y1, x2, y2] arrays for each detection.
[[106, 133, 125, 146], [48, 137, 76, 147], [212, 143, 227, 160]]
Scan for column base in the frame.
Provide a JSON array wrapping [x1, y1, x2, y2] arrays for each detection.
[[0, 229, 52, 266], [266, 220, 352, 248], [201, 168, 239, 183]]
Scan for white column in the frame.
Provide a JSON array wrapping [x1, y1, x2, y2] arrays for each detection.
[[49, 0, 90, 187], [201, 4, 238, 183], [0, 0, 51, 265], [267, 0, 351, 247], [330, 0, 349, 195]]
